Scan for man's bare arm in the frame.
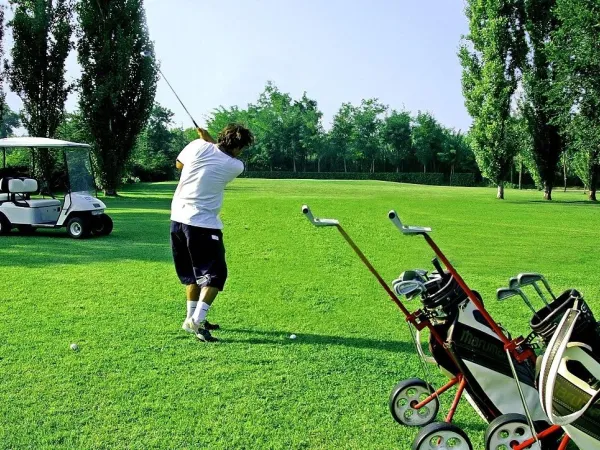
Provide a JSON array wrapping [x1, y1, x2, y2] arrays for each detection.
[[197, 128, 216, 144]]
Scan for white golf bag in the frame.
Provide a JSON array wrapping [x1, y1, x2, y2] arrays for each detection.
[[401, 269, 549, 423], [536, 292, 600, 449]]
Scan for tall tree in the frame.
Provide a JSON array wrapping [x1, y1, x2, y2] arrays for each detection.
[[459, 0, 528, 199], [350, 98, 387, 173], [6, 0, 74, 183], [293, 92, 323, 172], [412, 111, 443, 173], [382, 110, 412, 172], [520, 0, 564, 200], [77, 0, 158, 195], [330, 103, 355, 172], [549, 0, 600, 200]]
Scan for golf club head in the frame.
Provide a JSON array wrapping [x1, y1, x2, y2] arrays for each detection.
[[496, 287, 538, 315], [388, 210, 432, 235], [398, 269, 428, 283], [393, 280, 426, 298], [140, 50, 153, 58], [509, 277, 519, 290], [497, 287, 522, 301], [415, 269, 429, 278], [301, 205, 339, 227], [517, 273, 544, 287]]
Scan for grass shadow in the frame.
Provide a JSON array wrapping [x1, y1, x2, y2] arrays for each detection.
[[217, 327, 419, 355]]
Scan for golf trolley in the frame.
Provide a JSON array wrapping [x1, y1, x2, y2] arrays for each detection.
[[302, 205, 567, 450], [0, 137, 113, 239]]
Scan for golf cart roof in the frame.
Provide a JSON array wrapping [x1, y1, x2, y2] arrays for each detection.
[[0, 137, 91, 149]]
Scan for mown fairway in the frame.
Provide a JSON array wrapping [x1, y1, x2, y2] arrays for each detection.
[[0, 179, 597, 449]]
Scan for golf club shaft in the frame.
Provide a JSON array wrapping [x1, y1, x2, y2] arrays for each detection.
[[156, 67, 202, 136], [531, 282, 550, 306]]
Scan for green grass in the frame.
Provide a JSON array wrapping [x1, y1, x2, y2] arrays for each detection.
[[0, 179, 597, 449]]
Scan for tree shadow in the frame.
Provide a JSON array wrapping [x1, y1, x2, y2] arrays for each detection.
[[526, 200, 599, 206], [0, 209, 174, 268]]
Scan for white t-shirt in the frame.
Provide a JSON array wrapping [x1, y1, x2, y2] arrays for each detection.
[[170, 139, 244, 229]]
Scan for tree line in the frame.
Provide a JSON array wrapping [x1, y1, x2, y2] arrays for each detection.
[[0, 0, 598, 200], [460, 0, 600, 200]]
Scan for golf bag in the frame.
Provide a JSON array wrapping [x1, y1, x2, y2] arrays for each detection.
[[535, 290, 600, 449], [394, 264, 549, 424]]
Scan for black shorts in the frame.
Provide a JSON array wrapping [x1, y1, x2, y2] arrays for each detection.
[[170, 221, 228, 290]]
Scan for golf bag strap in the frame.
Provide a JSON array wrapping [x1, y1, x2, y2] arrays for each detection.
[[539, 308, 600, 426]]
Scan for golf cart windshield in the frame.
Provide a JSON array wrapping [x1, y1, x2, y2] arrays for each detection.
[[66, 149, 95, 193]]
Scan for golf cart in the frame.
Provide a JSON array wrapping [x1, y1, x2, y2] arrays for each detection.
[[0, 137, 113, 239]]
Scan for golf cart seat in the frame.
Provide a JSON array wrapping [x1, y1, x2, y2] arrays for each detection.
[[0, 177, 61, 208]]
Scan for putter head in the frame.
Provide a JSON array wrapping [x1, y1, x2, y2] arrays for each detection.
[[393, 280, 426, 298], [301, 205, 339, 227], [388, 210, 432, 235]]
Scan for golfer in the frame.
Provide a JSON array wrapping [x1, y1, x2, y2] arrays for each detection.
[[171, 123, 254, 342]]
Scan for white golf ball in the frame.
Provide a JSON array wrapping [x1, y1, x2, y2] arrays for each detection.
[[289, 334, 297, 340], [70, 343, 79, 351]]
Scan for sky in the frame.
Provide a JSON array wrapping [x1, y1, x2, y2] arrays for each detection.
[[3, 0, 472, 133]]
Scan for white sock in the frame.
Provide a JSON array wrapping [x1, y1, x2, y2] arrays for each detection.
[[186, 301, 198, 319], [191, 302, 210, 324]]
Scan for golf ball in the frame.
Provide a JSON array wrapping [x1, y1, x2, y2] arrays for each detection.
[[289, 334, 297, 340], [70, 343, 79, 351]]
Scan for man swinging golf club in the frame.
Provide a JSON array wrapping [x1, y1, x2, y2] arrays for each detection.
[[171, 123, 254, 342]]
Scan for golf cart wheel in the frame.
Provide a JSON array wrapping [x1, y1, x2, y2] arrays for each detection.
[[485, 414, 544, 450], [66, 216, 91, 239], [412, 422, 473, 450], [0, 213, 11, 235], [17, 225, 37, 235], [389, 378, 439, 427], [92, 214, 113, 236]]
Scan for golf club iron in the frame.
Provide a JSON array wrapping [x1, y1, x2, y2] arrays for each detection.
[[496, 287, 538, 316], [518, 273, 556, 305], [393, 280, 427, 299]]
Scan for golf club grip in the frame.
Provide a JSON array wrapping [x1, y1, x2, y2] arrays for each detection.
[[432, 258, 444, 275]]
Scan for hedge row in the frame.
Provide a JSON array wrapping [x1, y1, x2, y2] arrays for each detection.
[[448, 173, 475, 187], [239, 171, 477, 186]]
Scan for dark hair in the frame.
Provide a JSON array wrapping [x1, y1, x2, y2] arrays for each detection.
[[217, 123, 254, 153]]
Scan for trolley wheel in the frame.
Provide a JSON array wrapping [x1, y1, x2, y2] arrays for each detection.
[[389, 378, 439, 427], [412, 422, 473, 450], [485, 414, 560, 450]]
